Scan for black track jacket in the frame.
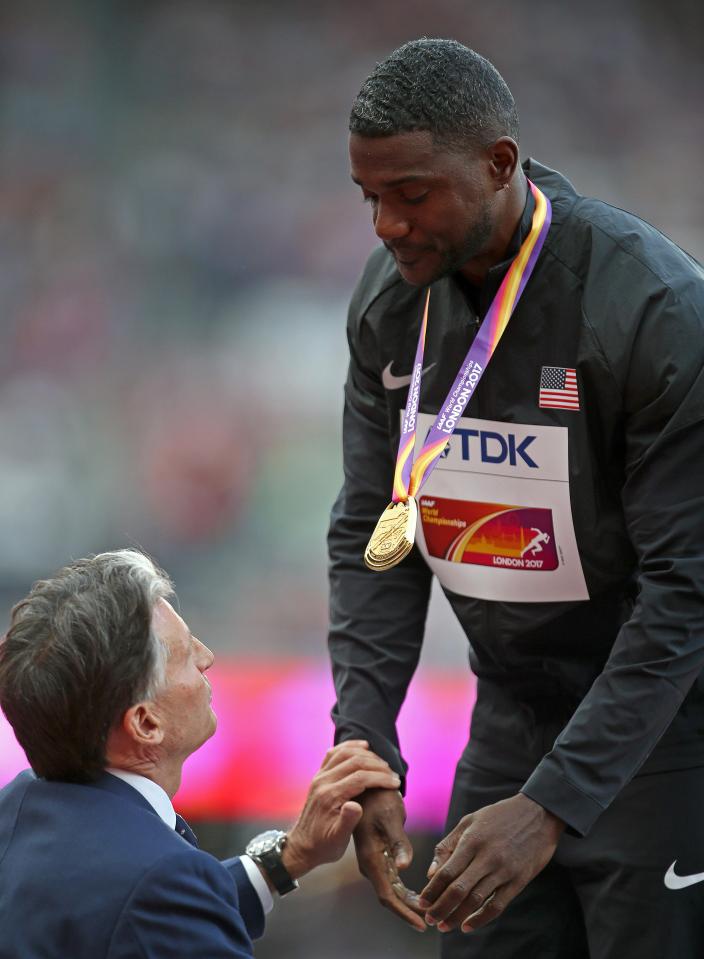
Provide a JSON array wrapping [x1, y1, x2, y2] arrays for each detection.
[[328, 159, 704, 836]]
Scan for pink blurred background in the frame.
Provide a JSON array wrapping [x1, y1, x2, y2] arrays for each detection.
[[0, 660, 475, 829]]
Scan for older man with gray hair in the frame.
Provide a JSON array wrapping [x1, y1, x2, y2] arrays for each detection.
[[0, 549, 401, 959]]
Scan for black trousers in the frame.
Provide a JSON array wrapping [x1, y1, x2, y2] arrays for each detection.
[[440, 759, 704, 959]]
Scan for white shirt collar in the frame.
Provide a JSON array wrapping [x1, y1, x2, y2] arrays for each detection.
[[105, 768, 177, 829]]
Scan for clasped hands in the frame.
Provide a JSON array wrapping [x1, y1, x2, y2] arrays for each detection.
[[354, 787, 565, 934]]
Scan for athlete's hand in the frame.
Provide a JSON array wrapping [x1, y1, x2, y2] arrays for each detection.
[[282, 741, 402, 878], [353, 786, 426, 932], [418, 793, 565, 933]]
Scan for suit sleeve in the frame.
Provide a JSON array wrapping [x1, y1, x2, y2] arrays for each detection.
[[522, 283, 704, 835], [328, 284, 433, 785], [108, 851, 261, 959]]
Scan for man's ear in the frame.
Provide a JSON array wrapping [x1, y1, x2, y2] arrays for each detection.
[[122, 701, 165, 748], [487, 137, 520, 190]]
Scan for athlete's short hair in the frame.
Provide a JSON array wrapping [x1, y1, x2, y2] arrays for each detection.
[[349, 38, 519, 150]]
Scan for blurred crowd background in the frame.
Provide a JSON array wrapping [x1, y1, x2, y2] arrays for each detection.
[[0, 0, 701, 955]]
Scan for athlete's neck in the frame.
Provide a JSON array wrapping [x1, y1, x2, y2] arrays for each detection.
[[459, 171, 528, 287]]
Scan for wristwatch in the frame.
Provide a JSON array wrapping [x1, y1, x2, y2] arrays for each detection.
[[245, 829, 299, 896]]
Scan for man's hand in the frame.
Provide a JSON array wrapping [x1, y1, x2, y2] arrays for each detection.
[[281, 741, 401, 879], [418, 793, 565, 934], [352, 786, 427, 932]]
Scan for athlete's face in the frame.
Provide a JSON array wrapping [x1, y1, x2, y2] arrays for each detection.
[[350, 130, 501, 287]]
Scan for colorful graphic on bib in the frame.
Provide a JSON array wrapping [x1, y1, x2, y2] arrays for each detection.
[[419, 496, 558, 571]]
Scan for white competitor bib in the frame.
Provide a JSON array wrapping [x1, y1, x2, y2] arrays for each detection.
[[412, 412, 588, 602]]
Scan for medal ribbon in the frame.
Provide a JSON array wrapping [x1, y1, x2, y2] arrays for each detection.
[[392, 180, 552, 503]]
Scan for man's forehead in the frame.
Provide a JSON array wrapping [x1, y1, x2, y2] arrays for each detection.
[[349, 130, 466, 185], [351, 130, 435, 168], [152, 598, 188, 640]]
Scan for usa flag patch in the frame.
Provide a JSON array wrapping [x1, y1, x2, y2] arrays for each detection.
[[539, 366, 580, 411]]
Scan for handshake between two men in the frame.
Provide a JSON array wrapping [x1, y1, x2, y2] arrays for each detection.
[[262, 734, 563, 939]]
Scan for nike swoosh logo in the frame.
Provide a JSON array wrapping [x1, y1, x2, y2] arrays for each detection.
[[382, 361, 437, 391], [664, 861, 704, 890]]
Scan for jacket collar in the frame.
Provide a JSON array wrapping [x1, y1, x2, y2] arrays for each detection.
[[88, 770, 161, 818]]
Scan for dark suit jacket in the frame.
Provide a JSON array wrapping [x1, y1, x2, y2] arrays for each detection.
[[0, 770, 264, 958]]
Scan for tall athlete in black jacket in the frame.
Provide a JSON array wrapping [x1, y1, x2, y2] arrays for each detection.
[[328, 39, 704, 958]]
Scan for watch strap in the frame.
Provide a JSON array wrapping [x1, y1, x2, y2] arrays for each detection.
[[253, 843, 298, 896]]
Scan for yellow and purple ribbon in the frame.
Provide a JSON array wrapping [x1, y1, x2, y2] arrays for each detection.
[[392, 180, 552, 504]]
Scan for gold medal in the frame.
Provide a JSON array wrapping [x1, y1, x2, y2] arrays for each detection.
[[364, 497, 418, 572]]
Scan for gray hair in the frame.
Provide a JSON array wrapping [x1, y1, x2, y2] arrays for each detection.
[[92, 549, 172, 697], [0, 549, 174, 782]]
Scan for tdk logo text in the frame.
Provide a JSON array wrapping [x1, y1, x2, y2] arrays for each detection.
[[453, 428, 538, 468]]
